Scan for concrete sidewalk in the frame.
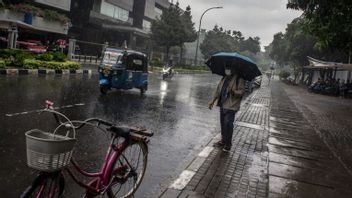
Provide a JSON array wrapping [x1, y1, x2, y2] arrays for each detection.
[[159, 79, 352, 198]]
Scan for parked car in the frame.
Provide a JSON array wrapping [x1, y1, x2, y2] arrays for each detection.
[[17, 40, 48, 53]]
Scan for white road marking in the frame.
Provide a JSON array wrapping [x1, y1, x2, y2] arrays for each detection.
[[169, 170, 196, 190], [5, 103, 86, 117]]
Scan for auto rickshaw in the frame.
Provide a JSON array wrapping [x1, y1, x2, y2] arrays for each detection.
[[99, 48, 148, 94]]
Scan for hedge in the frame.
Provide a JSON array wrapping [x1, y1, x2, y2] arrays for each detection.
[[0, 49, 68, 67], [0, 60, 5, 68], [23, 59, 81, 70]]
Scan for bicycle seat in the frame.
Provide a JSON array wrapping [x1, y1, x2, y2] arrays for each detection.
[[108, 126, 130, 138]]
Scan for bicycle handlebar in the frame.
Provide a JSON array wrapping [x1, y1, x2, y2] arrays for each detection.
[[43, 101, 153, 138]]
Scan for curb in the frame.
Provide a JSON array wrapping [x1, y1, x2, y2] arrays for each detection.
[[0, 69, 92, 76]]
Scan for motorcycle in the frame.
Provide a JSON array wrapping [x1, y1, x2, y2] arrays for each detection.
[[162, 66, 174, 80]]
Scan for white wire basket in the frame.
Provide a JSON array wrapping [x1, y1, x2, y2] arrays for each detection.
[[25, 129, 76, 172]]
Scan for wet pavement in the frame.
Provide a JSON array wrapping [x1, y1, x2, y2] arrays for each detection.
[[160, 79, 352, 198], [0, 73, 221, 197], [269, 81, 352, 197], [2, 74, 352, 198], [280, 82, 352, 172]]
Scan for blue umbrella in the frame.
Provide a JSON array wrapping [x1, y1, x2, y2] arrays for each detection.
[[205, 52, 262, 81]]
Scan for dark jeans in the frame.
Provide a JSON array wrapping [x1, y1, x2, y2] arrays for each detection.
[[220, 108, 236, 147]]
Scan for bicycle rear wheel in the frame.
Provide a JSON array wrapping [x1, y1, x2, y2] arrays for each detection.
[[107, 141, 148, 198], [21, 172, 65, 198]]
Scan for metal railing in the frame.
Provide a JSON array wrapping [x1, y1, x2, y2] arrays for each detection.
[[71, 55, 102, 65]]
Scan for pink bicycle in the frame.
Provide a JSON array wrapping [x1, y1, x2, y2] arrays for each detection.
[[21, 101, 153, 198]]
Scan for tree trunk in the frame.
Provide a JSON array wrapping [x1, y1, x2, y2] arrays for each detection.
[[179, 45, 183, 66]]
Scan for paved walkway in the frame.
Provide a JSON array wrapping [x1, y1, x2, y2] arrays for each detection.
[[159, 79, 352, 198]]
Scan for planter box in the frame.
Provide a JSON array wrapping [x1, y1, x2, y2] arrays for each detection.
[[0, 9, 68, 35]]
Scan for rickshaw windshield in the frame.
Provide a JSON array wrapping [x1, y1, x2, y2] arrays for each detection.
[[102, 51, 123, 65]]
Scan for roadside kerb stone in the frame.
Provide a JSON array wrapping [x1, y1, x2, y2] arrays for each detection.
[[0, 69, 92, 76]]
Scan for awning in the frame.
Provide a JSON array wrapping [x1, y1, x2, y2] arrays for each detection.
[[304, 56, 352, 71]]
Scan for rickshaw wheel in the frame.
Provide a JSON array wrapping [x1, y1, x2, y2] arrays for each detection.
[[100, 85, 109, 95]]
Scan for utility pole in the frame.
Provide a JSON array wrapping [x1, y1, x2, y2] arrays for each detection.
[[194, 6, 223, 66]]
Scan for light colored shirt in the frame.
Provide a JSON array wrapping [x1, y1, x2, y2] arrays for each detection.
[[213, 74, 245, 112]]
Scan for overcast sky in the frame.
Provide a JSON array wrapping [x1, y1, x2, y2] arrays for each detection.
[[176, 0, 302, 50]]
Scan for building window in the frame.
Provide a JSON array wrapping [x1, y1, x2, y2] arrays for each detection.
[[101, 0, 129, 22], [143, 20, 151, 32], [154, 6, 162, 18]]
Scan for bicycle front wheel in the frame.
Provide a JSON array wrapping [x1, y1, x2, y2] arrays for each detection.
[[107, 141, 148, 198], [21, 172, 65, 198]]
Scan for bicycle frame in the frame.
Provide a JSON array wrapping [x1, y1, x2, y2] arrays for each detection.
[[26, 102, 152, 198], [65, 135, 130, 197]]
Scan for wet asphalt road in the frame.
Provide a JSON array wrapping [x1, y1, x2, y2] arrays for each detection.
[[0, 73, 221, 197]]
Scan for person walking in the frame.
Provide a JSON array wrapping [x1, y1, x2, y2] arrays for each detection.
[[208, 65, 245, 152]]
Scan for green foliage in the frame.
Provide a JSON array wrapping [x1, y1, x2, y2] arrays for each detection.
[[151, 3, 196, 58], [62, 61, 81, 70], [43, 9, 69, 23], [23, 59, 80, 70], [36, 53, 54, 61], [0, 49, 18, 59], [8, 3, 42, 16], [51, 52, 66, 62], [0, 60, 5, 68], [35, 52, 66, 62], [180, 6, 197, 44], [43, 61, 80, 70], [267, 17, 349, 75], [240, 37, 261, 54], [279, 70, 291, 79], [23, 59, 41, 69], [13, 51, 34, 67], [200, 25, 261, 59], [150, 58, 163, 67], [287, 0, 352, 54], [200, 25, 240, 59], [6, 3, 69, 23], [0, 48, 74, 69], [151, 3, 184, 56]]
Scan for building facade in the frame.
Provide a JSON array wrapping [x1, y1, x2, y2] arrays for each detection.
[[0, 0, 71, 49], [69, 0, 170, 55]]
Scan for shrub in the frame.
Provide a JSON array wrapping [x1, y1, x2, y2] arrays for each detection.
[[44, 61, 62, 69], [150, 58, 163, 67], [50, 52, 66, 62], [14, 51, 34, 67], [36, 53, 54, 61], [0, 49, 17, 59], [23, 59, 41, 69], [63, 61, 80, 70], [42, 61, 80, 70], [0, 60, 5, 68]]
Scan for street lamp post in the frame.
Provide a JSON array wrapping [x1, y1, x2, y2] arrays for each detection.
[[194, 6, 223, 66]]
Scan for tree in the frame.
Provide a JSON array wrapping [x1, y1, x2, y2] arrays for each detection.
[[267, 18, 349, 82], [239, 37, 261, 54], [150, 3, 184, 59], [199, 26, 240, 59], [287, 0, 352, 59], [179, 5, 197, 64]]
